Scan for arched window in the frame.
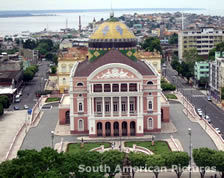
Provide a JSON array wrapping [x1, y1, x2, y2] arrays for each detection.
[[78, 102, 83, 112], [148, 100, 153, 110], [148, 118, 153, 129], [78, 119, 84, 131], [63, 78, 66, 85], [77, 82, 84, 87], [147, 81, 154, 85]]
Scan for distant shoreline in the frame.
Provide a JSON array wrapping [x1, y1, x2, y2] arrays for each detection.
[[0, 14, 56, 18], [0, 8, 205, 18]]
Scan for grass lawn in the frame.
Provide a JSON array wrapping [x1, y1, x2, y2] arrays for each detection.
[[165, 94, 177, 99], [45, 97, 61, 103], [67, 142, 111, 153], [124, 141, 171, 154]]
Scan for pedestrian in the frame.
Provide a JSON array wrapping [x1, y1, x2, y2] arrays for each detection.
[[214, 174, 217, 178]]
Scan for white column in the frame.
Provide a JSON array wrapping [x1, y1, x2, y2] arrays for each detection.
[[111, 97, 113, 117], [92, 97, 94, 116], [91, 84, 94, 93], [119, 83, 121, 92], [102, 84, 104, 93], [127, 96, 130, 117], [137, 96, 140, 116], [102, 97, 105, 117], [88, 96, 91, 116], [119, 96, 122, 117], [127, 83, 129, 92]]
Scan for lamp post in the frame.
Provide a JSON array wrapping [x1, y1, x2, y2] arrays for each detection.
[[188, 128, 192, 178], [51, 131, 54, 149]]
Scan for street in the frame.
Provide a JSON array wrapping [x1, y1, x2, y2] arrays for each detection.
[[165, 62, 224, 136], [9, 61, 49, 110]]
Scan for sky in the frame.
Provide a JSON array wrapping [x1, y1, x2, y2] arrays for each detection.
[[0, 0, 223, 11]]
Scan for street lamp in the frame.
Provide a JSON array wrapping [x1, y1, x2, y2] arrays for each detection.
[[51, 131, 54, 149], [188, 128, 192, 178]]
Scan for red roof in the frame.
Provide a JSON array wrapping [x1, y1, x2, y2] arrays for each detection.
[[74, 49, 154, 77]]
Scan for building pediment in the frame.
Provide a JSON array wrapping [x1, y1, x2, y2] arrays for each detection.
[[93, 67, 137, 80]]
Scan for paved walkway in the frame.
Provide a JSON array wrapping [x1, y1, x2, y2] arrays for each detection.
[[0, 110, 26, 162]]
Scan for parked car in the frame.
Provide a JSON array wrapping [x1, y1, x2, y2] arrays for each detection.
[[207, 96, 212, 101], [24, 105, 29, 109], [207, 119, 212, 124], [205, 115, 210, 120], [215, 128, 221, 134], [14, 106, 19, 110], [15, 98, 21, 103]]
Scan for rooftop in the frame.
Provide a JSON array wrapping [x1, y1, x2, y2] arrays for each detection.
[[74, 50, 154, 77]]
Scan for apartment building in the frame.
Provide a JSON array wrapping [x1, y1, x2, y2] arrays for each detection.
[[209, 52, 224, 101], [178, 27, 224, 60]]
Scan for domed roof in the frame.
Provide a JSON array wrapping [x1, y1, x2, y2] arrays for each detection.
[[89, 21, 136, 40]]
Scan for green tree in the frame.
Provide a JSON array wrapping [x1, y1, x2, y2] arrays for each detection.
[[146, 154, 166, 178], [193, 148, 216, 178], [141, 37, 162, 53], [212, 151, 224, 178], [23, 39, 37, 49], [169, 33, 178, 45], [23, 69, 34, 82], [163, 151, 190, 178], [183, 48, 203, 62], [0, 103, 4, 116], [51, 66, 57, 74], [221, 87, 224, 100], [128, 152, 147, 178], [0, 95, 10, 108], [101, 150, 125, 178]]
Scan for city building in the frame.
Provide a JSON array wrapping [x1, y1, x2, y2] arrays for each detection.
[[194, 61, 209, 84], [58, 19, 170, 137], [57, 47, 88, 93], [135, 50, 162, 73], [59, 39, 73, 50], [209, 52, 224, 101], [178, 27, 224, 60]]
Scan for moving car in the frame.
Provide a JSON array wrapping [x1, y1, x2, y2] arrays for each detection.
[[207, 96, 212, 101]]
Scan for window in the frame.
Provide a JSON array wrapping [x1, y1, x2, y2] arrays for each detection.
[[112, 84, 119, 92], [105, 102, 110, 112], [78, 119, 84, 130], [69, 65, 73, 72], [78, 103, 83, 112], [121, 84, 127, 92], [113, 102, 118, 112], [63, 78, 66, 85], [94, 84, 102, 92], [148, 118, 153, 129], [122, 103, 126, 112], [148, 100, 153, 110], [147, 81, 153, 85], [97, 102, 101, 112], [129, 83, 137, 92], [104, 84, 111, 92], [130, 102, 134, 113], [77, 82, 84, 87], [61, 65, 66, 73]]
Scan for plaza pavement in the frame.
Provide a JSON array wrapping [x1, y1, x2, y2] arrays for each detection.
[[21, 101, 217, 153], [0, 110, 26, 162]]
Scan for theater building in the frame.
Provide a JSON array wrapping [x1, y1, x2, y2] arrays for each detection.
[[59, 20, 170, 137]]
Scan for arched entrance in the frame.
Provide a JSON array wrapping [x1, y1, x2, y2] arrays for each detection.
[[97, 122, 102, 136], [130, 121, 136, 136], [65, 111, 70, 124], [161, 109, 164, 122], [122, 122, 127, 136], [113, 122, 119, 136], [105, 122, 111, 136]]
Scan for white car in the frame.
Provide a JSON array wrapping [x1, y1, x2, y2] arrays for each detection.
[[215, 128, 221, 134], [198, 111, 203, 116], [205, 115, 210, 120]]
